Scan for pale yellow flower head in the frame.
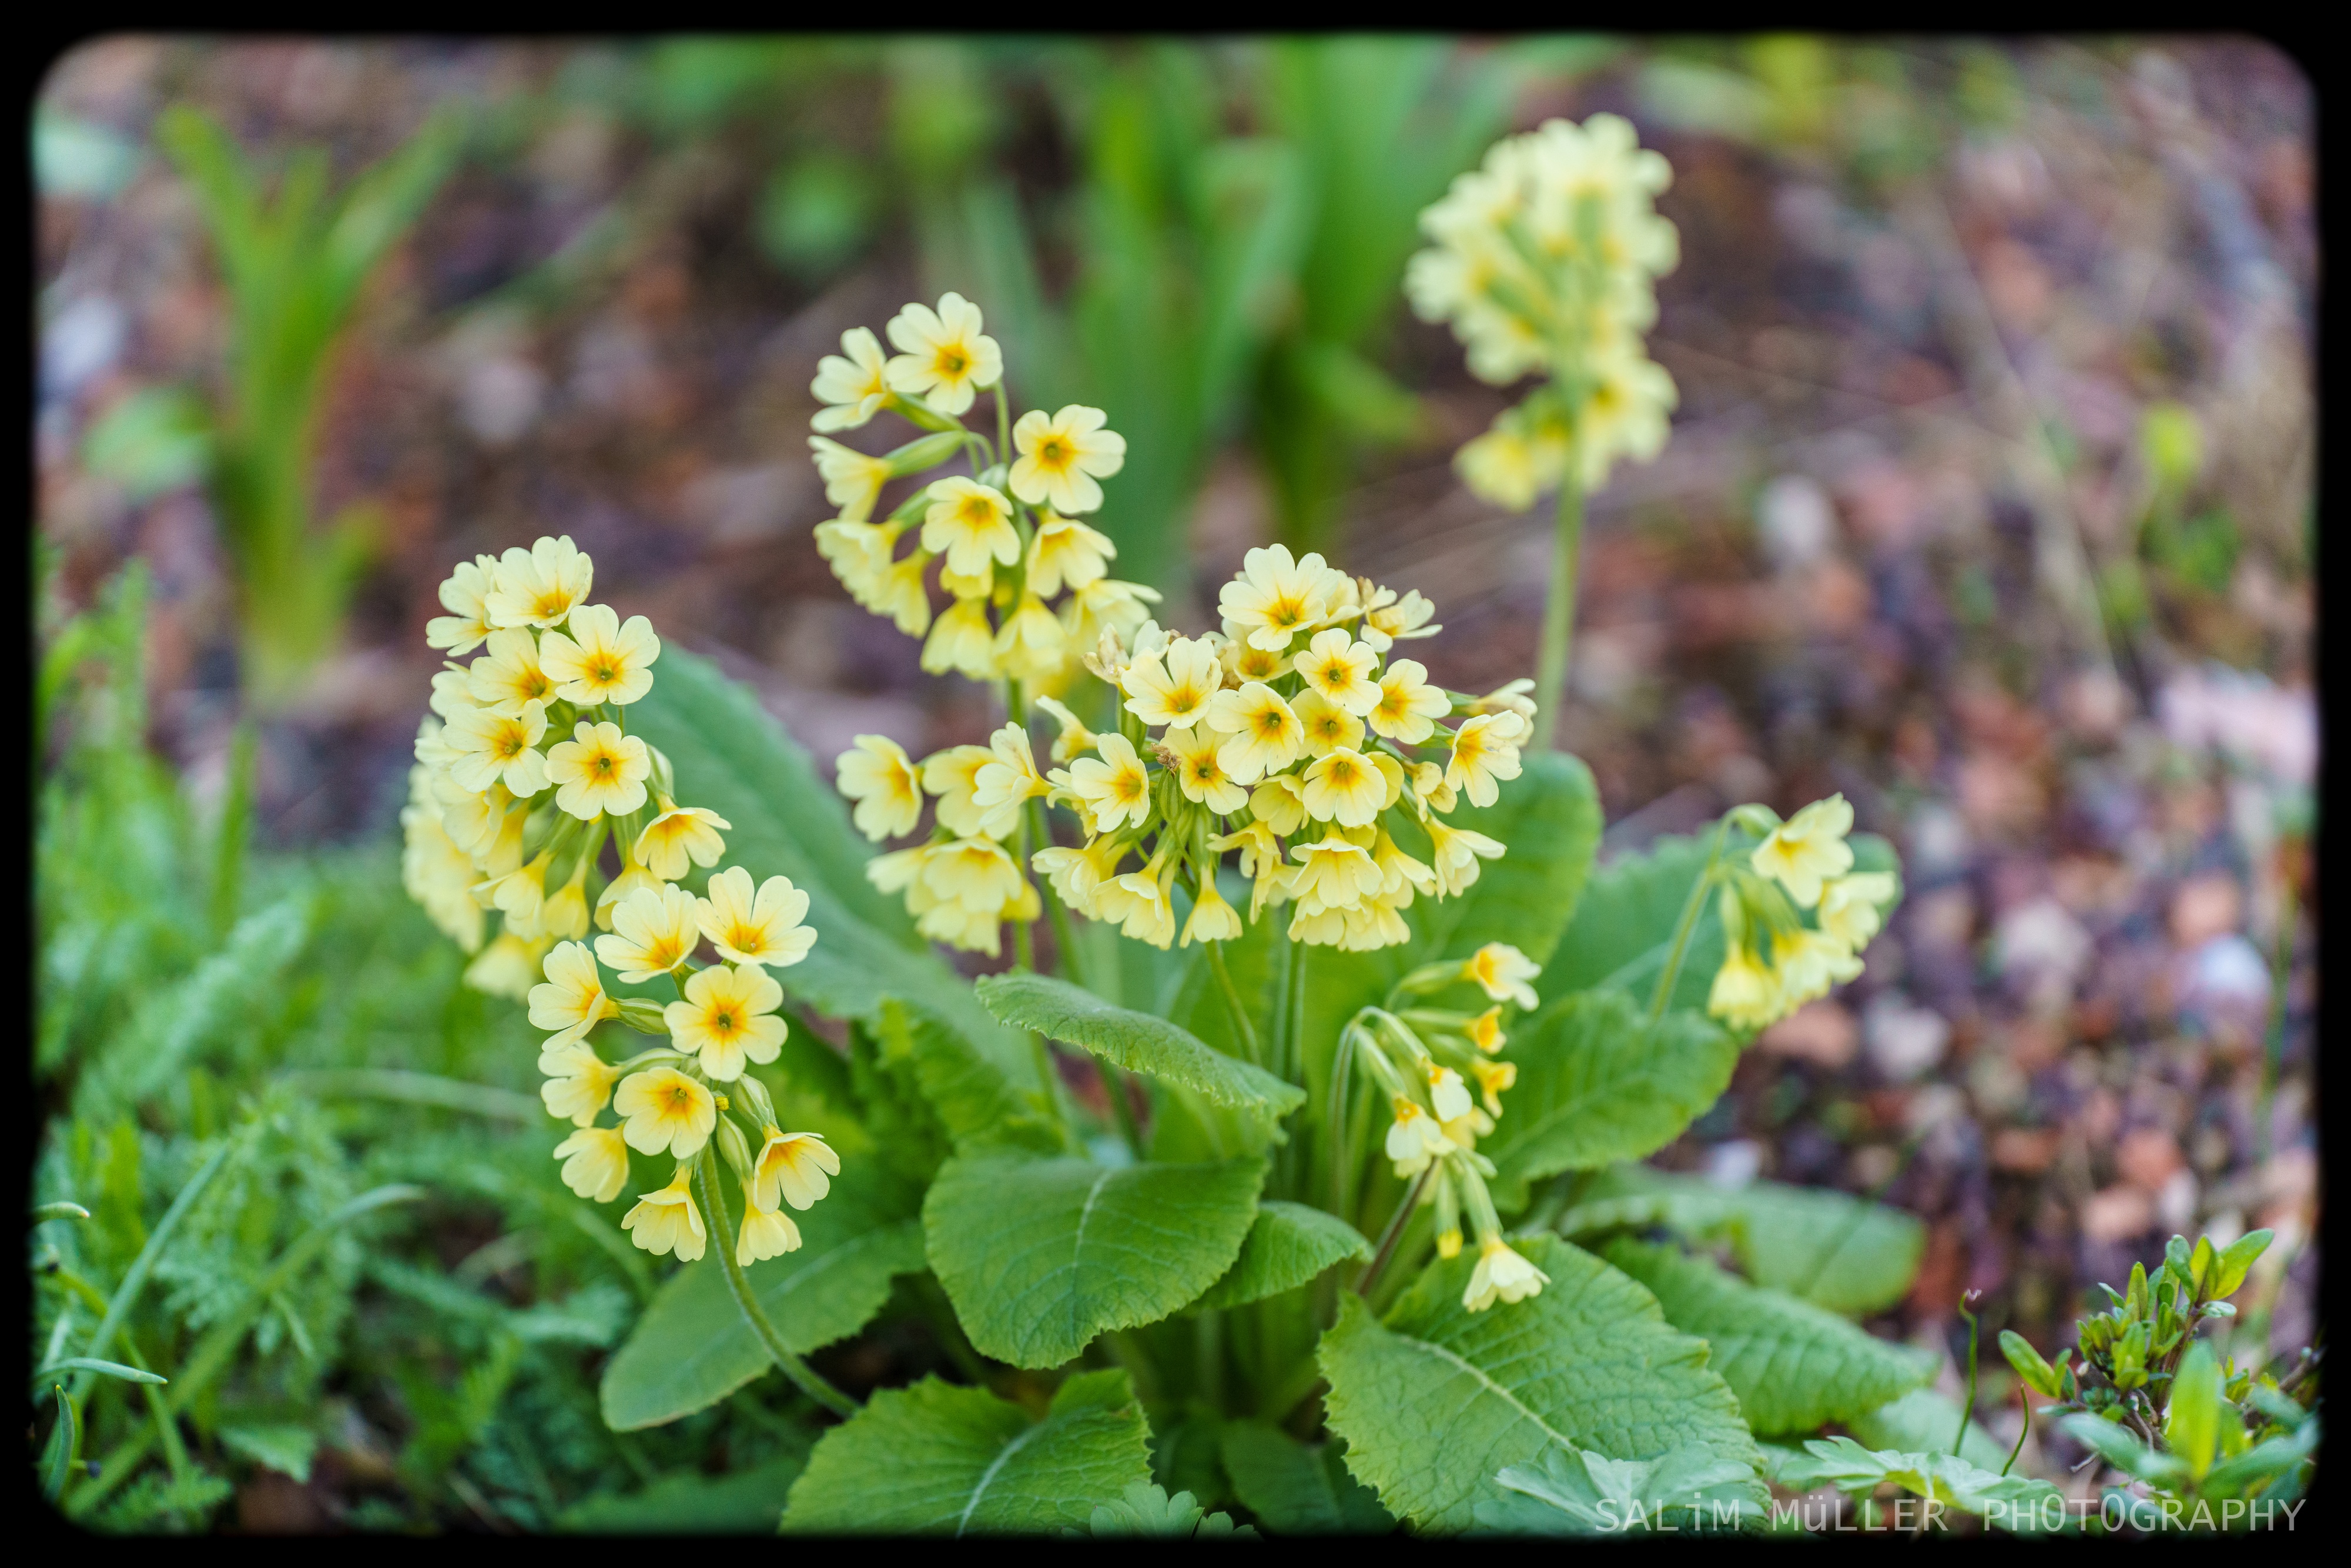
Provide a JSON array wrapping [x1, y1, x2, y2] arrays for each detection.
[[596, 883, 701, 982], [547, 720, 651, 820], [1468, 1057, 1516, 1116], [1818, 871, 1897, 952], [1034, 696, 1098, 763], [920, 836, 1026, 917], [920, 597, 999, 680], [922, 743, 997, 837], [814, 518, 896, 604], [1369, 658, 1450, 745], [1064, 733, 1154, 836], [528, 939, 618, 1048], [1248, 773, 1307, 837], [539, 603, 660, 707], [614, 1066, 716, 1158], [635, 800, 731, 881], [1180, 879, 1244, 946], [922, 476, 1021, 579], [1292, 688, 1366, 758], [1297, 628, 1382, 718], [1218, 544, 1340, 652], [752, 1128, 840, 1213], [1771, 926, 1866, 1012], [426, 554, 500, 656], [738, 1203, 802, 1265], [810, 326, 891, 431], [1121, 635, 1221, 731], [467, 628, 556, 719], [1463, 1238, 1549, 1311], [1301, 747, 1385, 829], [1750, 795, 1856, 907], [1467, 1005, 1507, 1054], [809, 437, 894, 523], [1203, 681, 1301, 786], [485, 535, 594, 631], [621, 1166, 705, 1261], [1361, 585, 1440, 651], [1289, 832, 1382, 915], [446, 699, 550, 799], [1466, 942, 1542, 1009], [595, 843, 664, 932], [1707, 939, 1780, 1033], [1163, 724, 1248, 814], [836, 734, 924, 842], [1446, 712, 1525, 809], [464, 930, 550, 1001], [872, 551, 934, 637], [538, 1041, 622, 1127], [1027, 513, 1116, 598], [972, 722, 1051, 837], [552, 1126, 629, 1204], [990, 593, 1067, 686], [1385, 1097, 1452, 1177], [1009, 404, 1126, 514], [882, 292, 1003, 415], [696, 866, 816, 969], [664, 961, 786, 1081]]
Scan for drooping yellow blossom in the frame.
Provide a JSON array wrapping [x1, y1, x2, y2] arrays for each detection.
[[464, 930, 550, 1000], [1369, 658, 1450, 745], [1061, 577, 1162, 653], [529, 939, 618, 1047], [546, 720, 651, 820], [813, 518, 895, 604], [1027, 514, 1116, 598], [552, 1126, 630, 1203], [596, 883, 701, 983], [426, 554, 500, 656], [1426, 818, 1505, 898], [467, 629, 557, 718], [972, 722, 1052, 837], [538, 1041, 622, 1127], [538, 603, 661, 706], [1297, 629, 1382, 718], [738, 1203, 802, 1265], [1385, 1097, 1453, 1177], [1204, 681, 1302, 785], [635, 800, 731, 881], [882, 292, 1002, 415], [621, 1167, 706, 1261], [1221, 635, 1291, 685], [1302, 747, 1385, 829], [922, 743, 997, 837], [540, 865, 590, 941], [1180, 880, 1244, 946], [1707, 940, 1780, 1033], [1463, 1238, 1549, 1311], [485, 535, 594, 629], [752, 1129, 840, 1212], [1009, 405, 1127, 514], [446, 700, 550, 798], [1034, 695, 1098, 763], [810, 325, 892, 431], [809, 437, 894, 523], [1360, 585, 1440, 651], [1164, 724, 1248, 814], [1750, 794, 1856, 907], [1427, 1066, 1474, 1121], [1466, 942, 1542, 1009], [1217, 544, 1341, 651], [1033, 835, 1126, 916], [1445, 712, 1525, 809], [920, 598, 998, 680], [1467, 1006, 1507, 1054], [1094, 862, 1177, 949], [1771, 926, 1866, 1011], [922, 476, 1022, 579], [664, 962, 786, 1080], [1371, 829, 1437, 902], [614, 1066, 716, 1158], [595, 843, 664, 932], [1248, 774, 1307, 837], [1289, 832, 1383, 914], [1468, 1058, 1516, 1115], [920, 836, 1026, 917], [836, 734, 924, 842], [696, 866, 817, 970], [401, 755, 485, 952], [990, 594, 1067, 685], [1817, 871, 1897, 951], [1121, 635, 1221, 730], [872, 551, 934, 637], [1292, 688, 1366, 758], [1063, 733, 1154, 835]]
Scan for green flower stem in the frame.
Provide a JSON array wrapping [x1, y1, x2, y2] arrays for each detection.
[[1031, 798, 1084, 989], [692, 1160, 858, 1420], [1195, 1306, 1226, 1416], [1530, 467, 1586, 755], [1650, 817, 1732, 1019], [1353, 1164, 1435, 1300], [1954, 1289, 1983, 1458], [1203, 939, 1259, 1065], [2001, 1381, 2031, 1478]]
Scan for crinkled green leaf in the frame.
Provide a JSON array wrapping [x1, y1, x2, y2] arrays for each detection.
[[976, 971, 1304, 1117], [1471, 1439, 1763, 1535], [1600, 1239, 1937, 1435], [923, 1152, 1265, 1368], [1073, 1479, 1255, 1537], [601, 1161, 926, 1430], [1219, 1425, 1393, 1536], [1559, 1165, 1925, 1316], [1777, 1436, 2071, 1532], [878, 997, 1061, 1156], [780, 1370, 1153, 1535], [1192, 1201, 1370, 1311], [1482, 991, 1739, 1209], [1318, 1235, 1763, 1533], [558, 1450, 809, 1533], [1847, 1388, 2012, 1472]]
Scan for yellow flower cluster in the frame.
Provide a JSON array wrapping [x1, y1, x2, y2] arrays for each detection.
[[1705, 795, 1896, 1033], [807, 292, 1159, 691], [399, 538, 839, 1265], [1406, 114, 1680, 510], [1344, 942, 1547, 1311]]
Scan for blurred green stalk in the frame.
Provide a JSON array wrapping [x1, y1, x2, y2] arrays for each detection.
[[1531, 469, 1585, 753]]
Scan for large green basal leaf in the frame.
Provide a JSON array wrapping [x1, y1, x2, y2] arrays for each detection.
[[1219, 1424, 1393, 1536], [600, 1161, 926, 1430], [1192, 1201, 1370, 1311], [1479, 989, 1739, 1210], [1559, 1166, 1924, 1317], [923, 1152, 1267, 1368], [1600, 1239, 1937, 1436], [878, 997, 1062, 1156], [557, 1450, 809, 1533], [780, 1369, 1153, 1535], [629, 649, 1024, 1068], [1318, 1235, 1763, 1533], [976, 970, 1304, 1117]]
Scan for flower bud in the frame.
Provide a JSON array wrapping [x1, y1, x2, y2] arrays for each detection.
[[616, 997, 670, 1034], [715, 1117, 754, 1183], [886, 431, 965, 475]]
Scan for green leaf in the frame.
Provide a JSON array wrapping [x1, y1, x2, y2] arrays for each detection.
[[780, 1371, 1153, 1535], [1480, 991, 1740, 1209], [1776, 1437, 2071, 1531], [2211, 1228, 2273, 1299], [878, 997, 1061, 1157], [2165, 1342, 2222, 1481], [217, 1422, 317, 1482], [1599, 1239, 1937, 1436], [1218, 1425, 1392, 1536], [1192, 1201, 1371, 1311], [923, 1153, 1265, 1368], [81, 387, 213, 501], [1998, 1329, 2059, 1397], [1075, 1479, 1255, 1537], [1318, 1235, 1763, 1533], [1471, 1440, 1763, 1535], [559, 1451, 809, 1533], [36, 1357, 167, 1386], [1847, 1388, 2011, 1473], [600, 1162, 927, 1430], [975, 971, 1304, 1118], [1559, 1165, 1925, 1316]]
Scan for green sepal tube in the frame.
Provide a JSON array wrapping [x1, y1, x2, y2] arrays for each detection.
[[886, 431, 964, 474], [615, 999, 671, 1034]]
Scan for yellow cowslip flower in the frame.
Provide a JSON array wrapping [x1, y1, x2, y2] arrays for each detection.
[[1446, 712, 1525, 810], [1248, 773, 1307, 836], [1468, 1006, 1507, 1054], [814, 518, 896, 604], [595, 844, 664, 932], [1771, 926, 1865, 1012], [1180, 880, 1244, 946], [809, 437, 894, 523], [464, 930, 550, 1001], [546, 720, 651, 820], [1338, 893, 1412, 951], [882, 292, 1002, 416], [621, 1167, 706, 1261], [1223, 642, 1290, 692], [529, 939, 618, 1047], [972, 722, 1051, 838], [1567, 342, 1677, 491], [1427, 1066, 1473, 1121], [1385, 1097, 1452, 1177], [1288, 832, 1382, 914], [1204, 681, 1302, 786], [552, 1126, 629, 1203], [596, 883, 701, 983], [1409, 759, 1459, 818], [539, 603, 661, 707], [1009, 404, 1127, 514], [810, 326, 891, 431], [635, 799, 731, 881], [485, 535, 594, 630], [401, 760, 485, 953], [1034, 696, 1097, 763], [990, 593, 1067, 685], [868, 843, 932, 903], [872, 552, 934, 637], [937, 555, 994, 602], [1121, 635, 1220, 731], [1359, 584, 1440, 652], [922, 476, 1021, 579], [1818, 871, 1897, 951], [1218, 544, 1339, 652], [1060, 577, 1161, 654], [426, 554, 500, 656], [1032, 836, 1123, 917], [1455, 406, 1569, 512], [539, 1041, 622, 1127], [1027, 513, 1116, 598], [922, 744, 997, 837], [1213, 820, 1287, 918], [1750, 794, 1857, 907], [752, 1128, 840, 1212], [1063, 732, 1154, 835], [1463, 1238, 1549, 1312], [1371, 829, 1437, 902], [1468, 678, 1538, 722], [1297, 629, 1382, 718], [1707, 940, 1780, 1033], [541, 862, 591, 941], [615, 1066, 716, 1158], [921, 836, 1026, 917], [1468, 1057, 1516, 1116], [1291, 688, 1366, 758], [1369, 658, 1450, 745], [917, 895, 1007, 957], [1301, 747, 1385, 829], [665, 961, 786, 1080], [921, 597, 999, 680], [738, 1202, 802, 1265], [1163, 724, 1248, 814], [467, 628, 556, 718], [1094, 860, 1177, 949], [446, 699, 550, 798], [1466, 942, 1542, 1009], [697, 866, 816, 969], [837, 734, 924, 842]]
